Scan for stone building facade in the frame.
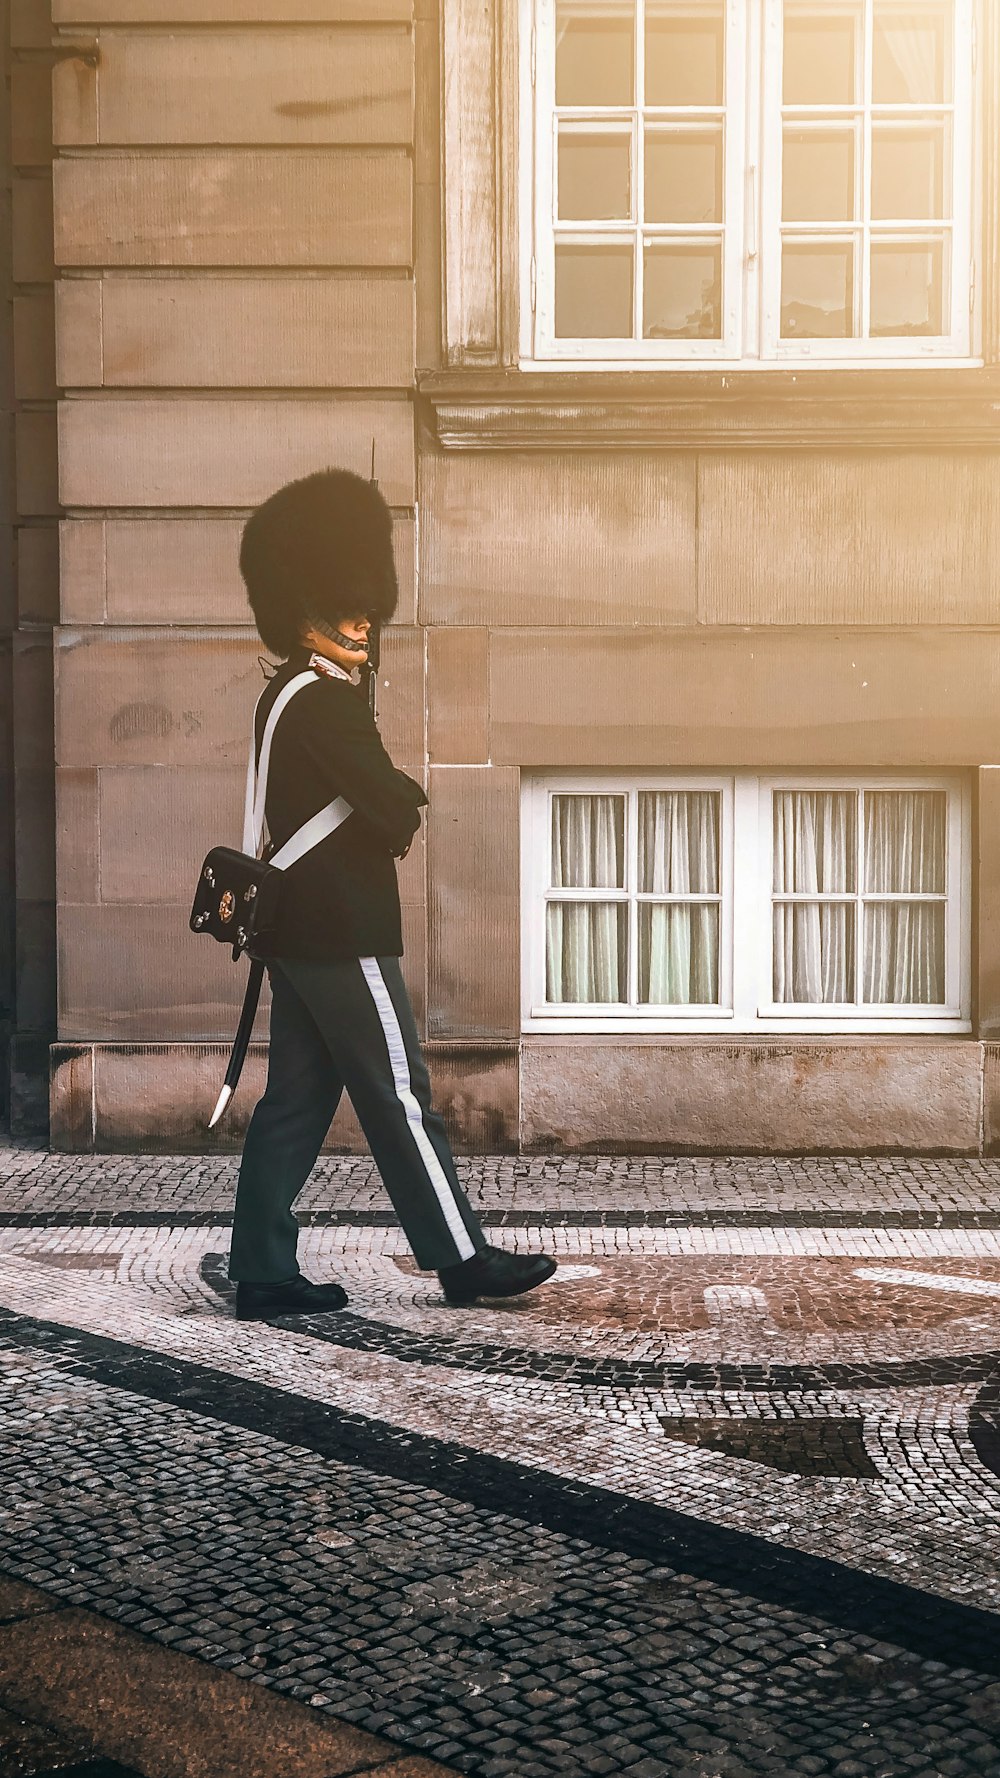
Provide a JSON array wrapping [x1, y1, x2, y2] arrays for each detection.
[[4, 0, 1000, 1154]]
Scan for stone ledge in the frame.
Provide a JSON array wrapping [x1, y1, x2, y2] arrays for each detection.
[[521, 1037, 987, 1156], [420, 368, 1000, 453], [47, 1038, 995, 1156], [50, 1041, 518, 1154]]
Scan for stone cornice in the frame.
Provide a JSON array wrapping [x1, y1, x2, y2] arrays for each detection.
[[419, 368, 1000, 452]]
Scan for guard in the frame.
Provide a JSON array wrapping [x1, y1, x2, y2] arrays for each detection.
[[228, 468, 557, 1320]]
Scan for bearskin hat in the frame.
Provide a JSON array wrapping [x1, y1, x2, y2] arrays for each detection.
[[239, 468, 398, 659]]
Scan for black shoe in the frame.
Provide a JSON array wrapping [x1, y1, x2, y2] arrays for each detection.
[[438, 1245, 557, 1306], [234, 1275, 349, 1321]]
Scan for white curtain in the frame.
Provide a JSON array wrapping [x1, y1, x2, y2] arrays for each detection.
[[551, 794, 623, 889], [544, 791, 721, 1005], [864, 789, 945, 893], [863, 791, 945, 1003], [773, 789, 946, 1006], [547, 795, 625, 1002], [546, 903, 626, 1002], [873, 3, 948, 103], [773, 792, 854, 1003], [639, 792, 719, 1003]]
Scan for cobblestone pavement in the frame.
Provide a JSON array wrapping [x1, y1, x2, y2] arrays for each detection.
[[0, 1572, 463, 1778], [4, 1148, 1000, 1225], [1, 1152, 999, 1776]]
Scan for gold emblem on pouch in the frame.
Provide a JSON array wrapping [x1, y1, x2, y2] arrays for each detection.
[[219, 890, 236, 924]]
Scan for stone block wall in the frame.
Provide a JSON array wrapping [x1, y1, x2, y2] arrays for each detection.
[[48, 0, 422, 1127], [27, 0, 1000, 1155], [3, 0, 59, 1134]]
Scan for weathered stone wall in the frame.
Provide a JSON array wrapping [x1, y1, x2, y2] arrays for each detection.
[[48, 0, 421, 1129], [4, 0, 59, 1134], [31, 0, 1000, 1154]]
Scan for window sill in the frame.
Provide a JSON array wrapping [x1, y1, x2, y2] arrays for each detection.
[[420, 366, 1000, 451], [522, 1022, 975, 1039]]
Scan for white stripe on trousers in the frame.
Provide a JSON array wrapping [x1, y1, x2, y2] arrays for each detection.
[[358, 958, 477, 1263]]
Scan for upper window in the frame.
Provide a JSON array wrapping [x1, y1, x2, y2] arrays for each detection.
[[525, 0, 978, 363], [521, 772, 971, 1032]]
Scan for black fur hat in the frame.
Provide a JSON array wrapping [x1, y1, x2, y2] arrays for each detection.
[[239, 468, 398, 659]]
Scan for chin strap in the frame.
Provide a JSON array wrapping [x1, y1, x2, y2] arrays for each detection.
[[366, 621, 381, 719], [309, 616, 370, 658]]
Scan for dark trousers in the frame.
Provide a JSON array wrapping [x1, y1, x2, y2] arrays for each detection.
[[229, 955, 486, 1283]]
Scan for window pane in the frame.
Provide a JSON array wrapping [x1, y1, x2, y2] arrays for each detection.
[[873, 2, 951, 104], [864, 791, 946, 893], [640, 904, 719, 1003], [773, 792, 856, 893], [546, 903, 627, 1002], [559, 131, 632, 220], [638, 791, 720, 893], [645, 129, 722, 224], [871, 125, 946, 220], [863, 902, 945, 1002], [783, 8, 859, 105], [782, 128, 856, 223], [556, 2, 635, 106], [773, 905, 856, 1003], [551, 794, 625, 888], [869, 238, 944, 335], [645, 2, 724, 106], [555, 243, 634, 337], [781, 241, 855, 338], [644, 242, 721, 338]]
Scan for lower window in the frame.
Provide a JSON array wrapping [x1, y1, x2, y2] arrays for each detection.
[[521, 772, 970, 1033]]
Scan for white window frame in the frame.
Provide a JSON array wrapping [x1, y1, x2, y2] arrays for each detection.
[[530, 0, 747, 361], [522, 0, 980, 367], [760, 0, 977, 361], [521, 770, 972, 1033]]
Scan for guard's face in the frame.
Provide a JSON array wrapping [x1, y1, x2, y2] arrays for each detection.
[[334, 615, 371, 655], [306, 614, 371, 671]]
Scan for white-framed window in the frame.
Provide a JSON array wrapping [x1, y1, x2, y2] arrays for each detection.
[[521, 771, 971, 1032], [524, 0, 978, 365]]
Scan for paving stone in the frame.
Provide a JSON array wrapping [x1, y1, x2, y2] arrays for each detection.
[[3, 1151, 1000, 1232], [0, 1149, 999, 1775]]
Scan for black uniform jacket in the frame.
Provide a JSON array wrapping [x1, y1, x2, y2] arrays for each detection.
[[255, 649, 426, 961]]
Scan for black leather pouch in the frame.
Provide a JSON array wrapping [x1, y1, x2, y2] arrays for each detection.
[[189, 847, 284, 960]]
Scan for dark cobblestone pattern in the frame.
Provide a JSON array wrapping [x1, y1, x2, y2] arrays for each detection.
[[200, 1252, 1000, 1396], [4, 1150, 1000, 1776], [3, 1150, 1000, 1227], [5, 1225, 999, 1608], [658, 1417, 880, 1478], [1, 1334, 998, 1778], [970, 1381, 1000, 1482], [1, 1305, 998, 1678]]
